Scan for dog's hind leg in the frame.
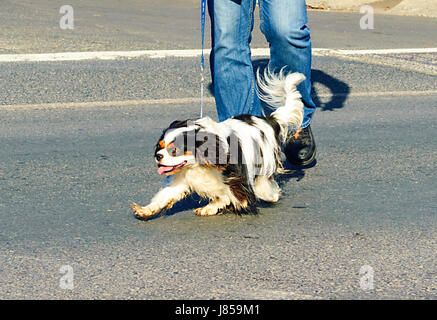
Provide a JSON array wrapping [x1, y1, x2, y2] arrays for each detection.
[[194, 196, 231, 216], [253, 175, 281, 203]]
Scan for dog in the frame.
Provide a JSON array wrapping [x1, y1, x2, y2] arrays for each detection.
[[131, 69, 305, 219]]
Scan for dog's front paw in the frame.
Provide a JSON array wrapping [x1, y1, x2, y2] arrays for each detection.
[[194, 205, 219, 217], [131, 202, 159, 219]]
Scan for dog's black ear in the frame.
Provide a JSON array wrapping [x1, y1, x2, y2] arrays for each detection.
[[168, 118, 200, 129], [169, 120, 185, 129]]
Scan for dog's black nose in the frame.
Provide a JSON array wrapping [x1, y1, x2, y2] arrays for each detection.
[[155, 153, 163, 161]]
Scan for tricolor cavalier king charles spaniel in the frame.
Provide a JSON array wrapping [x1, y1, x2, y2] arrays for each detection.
[[132, 69, 305, 219]]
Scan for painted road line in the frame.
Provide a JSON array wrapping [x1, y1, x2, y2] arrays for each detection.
[[332, 48, 437, 55], [0, 48, 436, 62], [1, 90, 437, 110]]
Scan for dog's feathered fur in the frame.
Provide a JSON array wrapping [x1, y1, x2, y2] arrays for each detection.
[[132, 69, 305, 219]]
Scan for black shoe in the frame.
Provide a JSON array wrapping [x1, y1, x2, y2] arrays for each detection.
[[284, 125, 317, 166]]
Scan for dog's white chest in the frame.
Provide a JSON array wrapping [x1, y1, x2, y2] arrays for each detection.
[[184, 166, 227, 199]]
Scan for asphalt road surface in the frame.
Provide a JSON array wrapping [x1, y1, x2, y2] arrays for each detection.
[[0, 1, 436, 299]]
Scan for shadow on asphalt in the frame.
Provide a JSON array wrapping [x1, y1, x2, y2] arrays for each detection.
[[310, 69, 350, 112], [208, 59, 351, 113], [275, 158, 317, 187], [141, 159, 317, 220], [253, 58, 350, 112], [139, 194, 209, 220]]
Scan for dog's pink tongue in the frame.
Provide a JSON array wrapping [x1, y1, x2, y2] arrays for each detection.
[[158, 166, 173, 175]]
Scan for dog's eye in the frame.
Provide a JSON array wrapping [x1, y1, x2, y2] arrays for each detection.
[[166, 143, 180, 157]]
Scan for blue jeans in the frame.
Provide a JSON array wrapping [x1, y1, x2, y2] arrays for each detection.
[[208, 0, 316, 128]]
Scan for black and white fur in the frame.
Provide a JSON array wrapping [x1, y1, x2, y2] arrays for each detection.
[[131, 69, 305, 219]]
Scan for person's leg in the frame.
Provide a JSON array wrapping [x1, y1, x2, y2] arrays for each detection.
[[259, 0, 317, 165], [208, 0, 261, 121], [259, 0, 316, 128]]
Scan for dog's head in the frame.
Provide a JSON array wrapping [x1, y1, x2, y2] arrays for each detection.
[[154, 118, 228, 175]]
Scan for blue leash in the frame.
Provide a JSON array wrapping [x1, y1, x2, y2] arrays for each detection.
[[200, 0, 206, 118]]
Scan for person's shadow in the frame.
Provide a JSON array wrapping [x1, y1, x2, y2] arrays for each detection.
[[208, 59, 350, 113], [251, 58, 350, 113], [310, 69, 350, 112]]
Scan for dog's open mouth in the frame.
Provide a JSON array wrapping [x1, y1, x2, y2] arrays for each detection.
[[157, 161, 187, 175]]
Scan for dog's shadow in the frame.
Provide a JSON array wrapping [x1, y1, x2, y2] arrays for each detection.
[[276, 159, 316, 185], [143, 159, 316, 219], [160, 194, 209, 218], [139, 193, 209, 220]]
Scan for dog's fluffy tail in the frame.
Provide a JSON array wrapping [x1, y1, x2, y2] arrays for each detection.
[[256, 68, 305, 141]]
